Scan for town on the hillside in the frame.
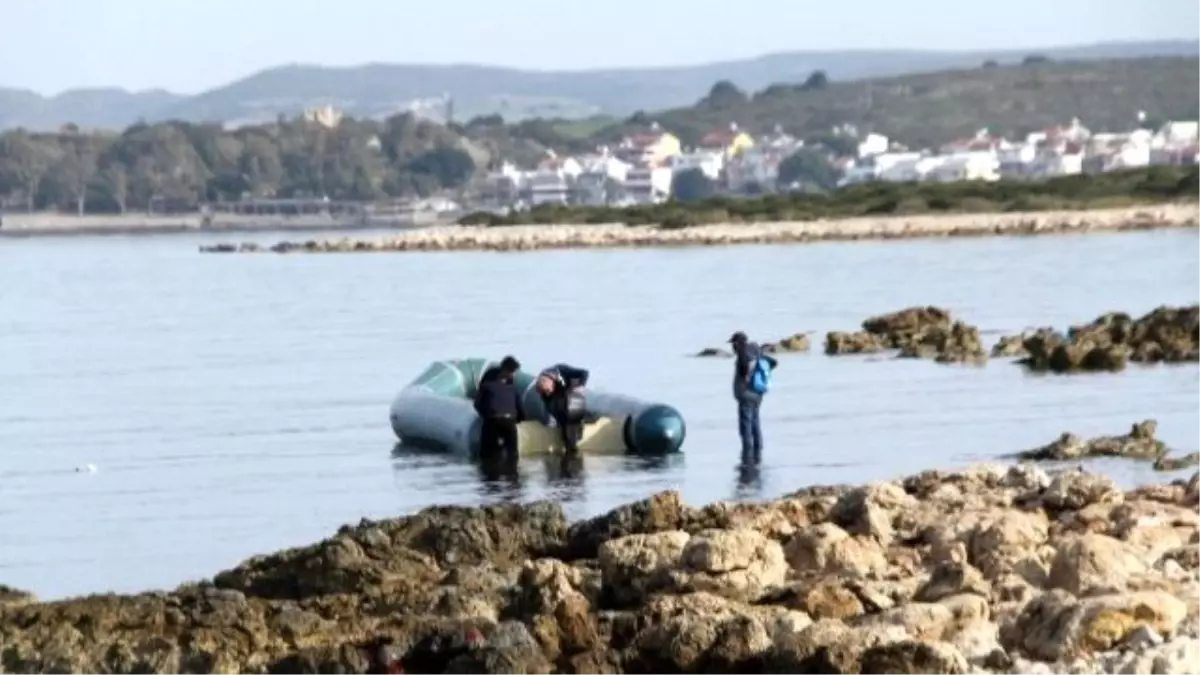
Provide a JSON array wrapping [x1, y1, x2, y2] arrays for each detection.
[[471, 116, 1200, 213]]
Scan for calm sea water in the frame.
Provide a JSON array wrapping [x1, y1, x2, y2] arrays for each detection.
[[1, 228, 1198, 600]]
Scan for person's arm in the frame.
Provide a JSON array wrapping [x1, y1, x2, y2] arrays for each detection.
[[735, 348, 754, 382], [515, 387, 527, 423], [764, 354, 779, 370], [473, 385, 488, 416]]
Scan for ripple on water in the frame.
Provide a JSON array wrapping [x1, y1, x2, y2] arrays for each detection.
[[0, 228, 1196, 599]]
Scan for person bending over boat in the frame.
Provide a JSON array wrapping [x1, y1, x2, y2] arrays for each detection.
[[535, 363, 590, 455], [474, 356, 525, 462]]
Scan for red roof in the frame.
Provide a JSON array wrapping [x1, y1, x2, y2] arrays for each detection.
[[629, 132, 663, 146], [700, 131, 736, 147]]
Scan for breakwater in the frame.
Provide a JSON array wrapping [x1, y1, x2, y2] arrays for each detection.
[[199, 204, 1199, 254]]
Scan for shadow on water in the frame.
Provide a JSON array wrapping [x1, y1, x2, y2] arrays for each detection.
[[734, 463, 764, 500], [389, 439, 691, 508]]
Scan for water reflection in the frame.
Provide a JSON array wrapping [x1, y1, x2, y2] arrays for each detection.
[[476, 454, 524, 502], [734, 463, 764, 500], [543, 453, 587, 504]]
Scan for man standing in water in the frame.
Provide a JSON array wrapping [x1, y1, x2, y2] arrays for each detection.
[[535, 363, 590, 455], [474, 356, 525, 463], [728, 331, 778, 466]]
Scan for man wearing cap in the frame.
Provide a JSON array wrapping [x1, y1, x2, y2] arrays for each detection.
[[728, 331, 778, 465]]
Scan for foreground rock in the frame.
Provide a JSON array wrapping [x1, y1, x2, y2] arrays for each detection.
[[1014, 419, 1200, 472], [197, 204, 1200, 255], [3, 464, 1198, 674], [825, 306, 988, 364], [1002, 305, 1200, 373]]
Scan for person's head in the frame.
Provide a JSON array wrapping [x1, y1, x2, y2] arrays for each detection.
[[536, 374, 556, 396], [727, 331, 749, 349], [499, 355, 521, 376]]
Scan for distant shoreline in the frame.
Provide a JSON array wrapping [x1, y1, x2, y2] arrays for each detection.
[[197, 203, 1199, 255], [0, 213, 449, 239]]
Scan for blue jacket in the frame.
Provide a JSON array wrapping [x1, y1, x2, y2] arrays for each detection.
[[733, 342, 777, 400]]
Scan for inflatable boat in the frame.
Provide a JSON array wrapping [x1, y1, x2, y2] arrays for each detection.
[[389, 358, 685, 457]]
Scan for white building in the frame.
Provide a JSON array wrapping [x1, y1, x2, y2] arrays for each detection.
[[526, 155, 583, 206], [1157, 121, 1200, 147], [480, 161, 526, 207], [927, 151, 1000, 182], [856, 132, 889, 159], [724, 149, 786, 193], [574, 151, 632, 206], [878, 155, 943, 182], [670, 150, 725, 181], [622, 166, 674, 204]]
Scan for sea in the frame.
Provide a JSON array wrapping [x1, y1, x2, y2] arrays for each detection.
[[1, 227, 1197, 599]]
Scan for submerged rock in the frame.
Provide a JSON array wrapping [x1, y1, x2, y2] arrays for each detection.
[[1014, 419, 1198, 472]]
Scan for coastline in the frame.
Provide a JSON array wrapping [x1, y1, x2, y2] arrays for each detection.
[[0, 212, 453, 239], [199, 203, 1200, 254], [2, 461, 1196, 673]]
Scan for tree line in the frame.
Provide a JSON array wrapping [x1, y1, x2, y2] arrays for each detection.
[[0, 115, 480, 214]]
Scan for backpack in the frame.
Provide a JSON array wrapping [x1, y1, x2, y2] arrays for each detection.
[[749, 356, 772, 395]]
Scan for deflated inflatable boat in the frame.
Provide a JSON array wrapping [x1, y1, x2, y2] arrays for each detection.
[[389, 358, 686, 457]]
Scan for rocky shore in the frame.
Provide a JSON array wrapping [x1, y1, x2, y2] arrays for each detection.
[[2, 463, 1198, 674], [197, 204, 1199, 254], [693, 304, 1199, 372]]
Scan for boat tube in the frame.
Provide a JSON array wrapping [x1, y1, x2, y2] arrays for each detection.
[[389, 358, 686, 457]]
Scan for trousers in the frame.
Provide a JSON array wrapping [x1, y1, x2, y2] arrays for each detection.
[[737, 396, 763, 464], [480, 417, 519, 460], [554, 414, 583, 454]]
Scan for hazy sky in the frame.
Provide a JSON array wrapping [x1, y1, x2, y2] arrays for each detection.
[[4, 0, 1197, 95]]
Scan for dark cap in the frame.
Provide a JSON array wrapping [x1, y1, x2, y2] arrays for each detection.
[[727, 331, 748, 344]]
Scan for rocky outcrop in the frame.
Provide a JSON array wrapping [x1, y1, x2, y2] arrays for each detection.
[[2, 464, 1198, 673], [695, 332, 812, 358], [763, 333, 812, 354], [825, 306, 988, 364], [1006, 305, 1200, 373], [1014, 419, 1199, 472]]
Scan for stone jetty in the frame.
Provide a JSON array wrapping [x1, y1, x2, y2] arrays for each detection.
[[2, 462, 1198, 674], [198, 204, 1199, 255]]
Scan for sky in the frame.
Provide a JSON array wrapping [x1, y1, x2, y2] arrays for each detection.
[[2, 0, 1197, 95]]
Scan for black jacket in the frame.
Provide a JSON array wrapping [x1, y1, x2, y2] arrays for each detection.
[[539, 363, 589, 424], [474, 366, 526, 420], [541, 363, 589, 390]]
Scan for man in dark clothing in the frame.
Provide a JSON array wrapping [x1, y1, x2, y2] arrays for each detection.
[[535, 363, 590, 455], [728, 331, 778, 466], [474, 356, 525, 462]]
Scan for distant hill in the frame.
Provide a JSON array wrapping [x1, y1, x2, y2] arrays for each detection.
[[589, 56, 1200, 150], [0, 88, 184, 132], [0, 39, 1196, 131]]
